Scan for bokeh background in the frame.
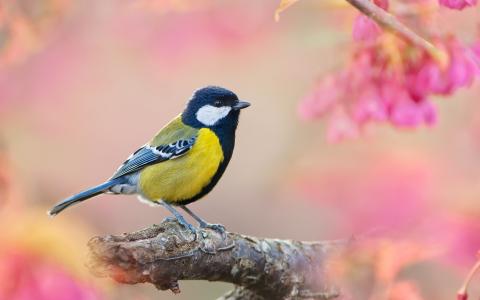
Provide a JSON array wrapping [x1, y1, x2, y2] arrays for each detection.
[[1, 0, 480, 299]]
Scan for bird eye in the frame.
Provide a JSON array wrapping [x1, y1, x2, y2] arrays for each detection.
[[213, 100, 222, 107]]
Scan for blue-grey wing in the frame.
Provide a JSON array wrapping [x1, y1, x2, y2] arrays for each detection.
[[110, 136, 197, 179]]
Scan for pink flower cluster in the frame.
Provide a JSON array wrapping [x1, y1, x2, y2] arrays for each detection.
[[299, 1, 479, 142], [406, 37, 479, 100], [439, 0, 478, 10]]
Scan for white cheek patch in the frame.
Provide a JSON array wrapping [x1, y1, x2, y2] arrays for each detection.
[[196, 105, 232, 126]]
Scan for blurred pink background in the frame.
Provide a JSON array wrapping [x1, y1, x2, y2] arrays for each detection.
[[1, 0, 480, 299]]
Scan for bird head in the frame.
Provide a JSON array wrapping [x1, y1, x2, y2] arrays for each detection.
[[182, 86, 250, 129]]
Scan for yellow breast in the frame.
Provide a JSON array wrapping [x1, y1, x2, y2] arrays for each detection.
[[139, 128, 224, 203]]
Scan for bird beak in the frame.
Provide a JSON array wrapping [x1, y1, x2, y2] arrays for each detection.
[[233, 101, 250, 110]]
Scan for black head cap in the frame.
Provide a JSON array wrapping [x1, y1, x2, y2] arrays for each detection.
[[182, 86, 250, 129]]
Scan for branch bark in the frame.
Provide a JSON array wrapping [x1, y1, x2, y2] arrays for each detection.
[[87, 219, 347, 300]]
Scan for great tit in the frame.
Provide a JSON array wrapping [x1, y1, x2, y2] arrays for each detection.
[[48, 86, 250, 232]]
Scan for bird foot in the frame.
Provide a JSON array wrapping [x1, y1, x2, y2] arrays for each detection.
[[168, 216, 197, 236], [179, 221, 197, 234], [199, 222, 226, 238], [201, 223, 225, 232]]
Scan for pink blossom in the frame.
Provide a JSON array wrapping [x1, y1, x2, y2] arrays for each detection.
[[353, 15, 382, 42], [405, 57, 443, 100], [406, 38, 477, 97], [374, 0, 389, 10], [300, 35, 477, 141], [439, 0, 478, 10], [352, 0, 388, 42], [352, 86, 387, 123], [390, 98, 436, 128], [457, 292, 468, 300], [445, 39, 478, 89]]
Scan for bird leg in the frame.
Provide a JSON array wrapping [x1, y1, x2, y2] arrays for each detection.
[[180, 205, 226, 234], [159, 201, 196, 233]]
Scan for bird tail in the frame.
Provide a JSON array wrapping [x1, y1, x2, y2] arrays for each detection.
[[48, 178, 123, 217]]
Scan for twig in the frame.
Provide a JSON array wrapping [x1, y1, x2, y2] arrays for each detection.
[[274, 0, 446, 64], [344, 0, 447, 64], [457, 254, 480, 300]]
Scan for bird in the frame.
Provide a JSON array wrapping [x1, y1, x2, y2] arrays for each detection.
[[48, 86, 250, 232]]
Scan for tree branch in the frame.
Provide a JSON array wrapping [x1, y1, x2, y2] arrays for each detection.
[[344, 0, 446, 64], [87, 219, 347, 300], [275, 0, 447, 64]]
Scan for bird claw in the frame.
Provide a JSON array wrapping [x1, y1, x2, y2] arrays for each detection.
[[173, 216, 197, 236], [200, 222, 226, 238], [202, 223, 225, 232], [164, 216, 177, 223], [179, 221, 197, 234]]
